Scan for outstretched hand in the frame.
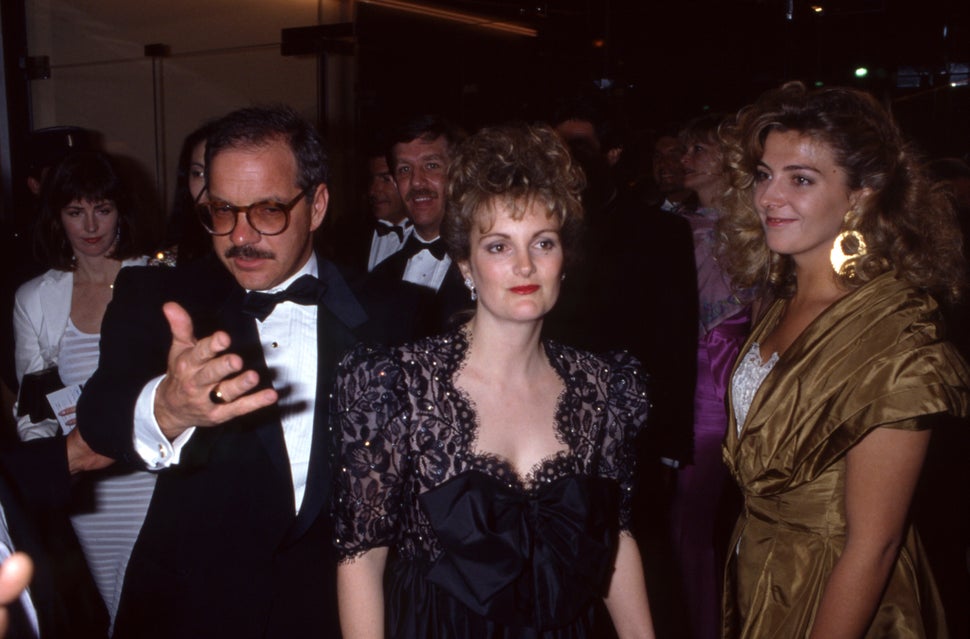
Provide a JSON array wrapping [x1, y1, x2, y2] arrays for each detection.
[[154, 302, 278, 440]]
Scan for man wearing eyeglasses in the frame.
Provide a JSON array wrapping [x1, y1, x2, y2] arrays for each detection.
[[75, 105, 375, 638]]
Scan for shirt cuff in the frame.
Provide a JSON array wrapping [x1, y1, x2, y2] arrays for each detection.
[[133, 375, 196, 469]]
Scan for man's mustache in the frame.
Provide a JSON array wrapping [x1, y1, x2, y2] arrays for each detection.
[[406, 189, 437, 202], [225, 245, 275, 260]]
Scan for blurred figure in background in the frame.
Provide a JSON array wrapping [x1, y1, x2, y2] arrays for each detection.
[[670, 113, 752, 639], [165, 122, 214, 266]]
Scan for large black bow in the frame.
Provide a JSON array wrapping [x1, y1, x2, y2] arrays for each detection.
[[241, 274, 327, 321], [374, 221, 405, 242], [419, 471, 620, 630], [399, 234, 448, 261]]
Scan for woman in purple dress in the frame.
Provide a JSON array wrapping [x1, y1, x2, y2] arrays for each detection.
[[670, 114, 752, 639]]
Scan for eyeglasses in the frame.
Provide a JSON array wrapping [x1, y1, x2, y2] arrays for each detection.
[[196, 188, 311, 236]]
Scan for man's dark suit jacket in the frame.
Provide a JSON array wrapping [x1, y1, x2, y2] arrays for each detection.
[[324, 212, 374, 273], [597, 202, 698, 466], [76, 254, 383, 639], [364, 246, 472, 339]]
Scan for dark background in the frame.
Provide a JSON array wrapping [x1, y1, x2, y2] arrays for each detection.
[[356, 0, 969, 156]]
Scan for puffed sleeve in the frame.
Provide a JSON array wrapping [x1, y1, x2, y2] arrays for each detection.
[[13, 284, 45, 385], [598, 351, 649, 531], [12, 280, 59, 440], [331, 342, 411, 561]]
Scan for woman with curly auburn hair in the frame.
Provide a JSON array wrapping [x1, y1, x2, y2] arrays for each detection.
[[718, 81, 970, 639], [333, 123, 655, 638]]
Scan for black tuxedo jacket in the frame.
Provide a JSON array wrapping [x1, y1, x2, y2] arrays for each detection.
[[364, 246, 472, 340], [327, 215, 374, 273], [579, 194, 699, 465], [77, 255, 382, 639]]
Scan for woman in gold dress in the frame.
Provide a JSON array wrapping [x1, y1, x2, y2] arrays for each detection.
[[717, 82, 970, 638]]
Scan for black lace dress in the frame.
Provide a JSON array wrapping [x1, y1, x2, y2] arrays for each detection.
[[332, 328, 648, 638]]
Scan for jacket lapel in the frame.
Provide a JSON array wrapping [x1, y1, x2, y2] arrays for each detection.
[[285, 262, 368, 542]]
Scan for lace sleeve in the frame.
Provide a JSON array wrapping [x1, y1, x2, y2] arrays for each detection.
[[331, 343, 410, 561], [598, 351, 649, 531]]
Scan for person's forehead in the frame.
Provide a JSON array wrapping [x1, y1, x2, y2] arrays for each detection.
[[209, 142, 297, 177], [63, 197, 114, 207], [555, 119, 595, 136], [207, 142, 302, 202], [190, 140, 207, 162], [655, 136, 683, 154], [393, 135, 449, 162], [367, 155, 391, 175]]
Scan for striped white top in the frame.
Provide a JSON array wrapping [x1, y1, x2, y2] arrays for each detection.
[[61, 318, 157, 633]]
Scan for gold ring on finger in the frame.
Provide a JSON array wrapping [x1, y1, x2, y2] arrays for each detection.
[[209, 385, 227, 405]]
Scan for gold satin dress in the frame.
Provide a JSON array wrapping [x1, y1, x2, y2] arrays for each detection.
[[722, 272, 970, 639]]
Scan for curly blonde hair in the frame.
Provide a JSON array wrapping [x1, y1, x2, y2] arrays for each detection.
[[717, 81, 965, 303], [442, 123, 585, 267]]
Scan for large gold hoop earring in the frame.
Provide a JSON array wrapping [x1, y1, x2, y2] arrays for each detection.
[[830, 228, 867, 276]]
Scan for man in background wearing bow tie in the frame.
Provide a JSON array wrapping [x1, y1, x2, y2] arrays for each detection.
[[366, 115, 472, 335], [364, 152, 410, 271], [76, 105, 383, 638], [330, 142, 412, 273]]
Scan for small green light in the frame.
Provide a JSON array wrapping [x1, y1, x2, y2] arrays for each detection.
[[814, 80, 824, 87], [854, 67, 868, 78]]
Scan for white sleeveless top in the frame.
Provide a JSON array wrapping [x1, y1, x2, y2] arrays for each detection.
[[61, 318, 157, 632], [58, 318, 101, 385]]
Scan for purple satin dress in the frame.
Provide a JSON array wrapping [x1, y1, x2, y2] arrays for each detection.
[[670, 309, 750, 639]]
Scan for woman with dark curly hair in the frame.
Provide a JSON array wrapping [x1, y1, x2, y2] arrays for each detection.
[[718, 82, 970, 639], [13, 150, 160, 631], [332, 123, 655, 638]]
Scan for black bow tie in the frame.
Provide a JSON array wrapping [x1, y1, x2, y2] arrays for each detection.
[[241, 274, 327, 321], [399, 234, 448, 261], [374, 222, 405, 242]]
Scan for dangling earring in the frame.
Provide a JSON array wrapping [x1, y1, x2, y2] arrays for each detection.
[[463, 276, 477, 301], [830, 211, 867, 276]]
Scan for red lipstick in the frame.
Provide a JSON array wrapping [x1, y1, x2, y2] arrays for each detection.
[[510, 285, 539, 295]]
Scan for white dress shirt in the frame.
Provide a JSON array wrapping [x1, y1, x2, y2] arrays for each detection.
[[402, 235, 452, 292], [367, 220, 412, 272], [134, 255, 321, 513]]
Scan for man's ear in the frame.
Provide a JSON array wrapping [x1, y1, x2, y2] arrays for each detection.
[[309, 184, 329, 231]]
